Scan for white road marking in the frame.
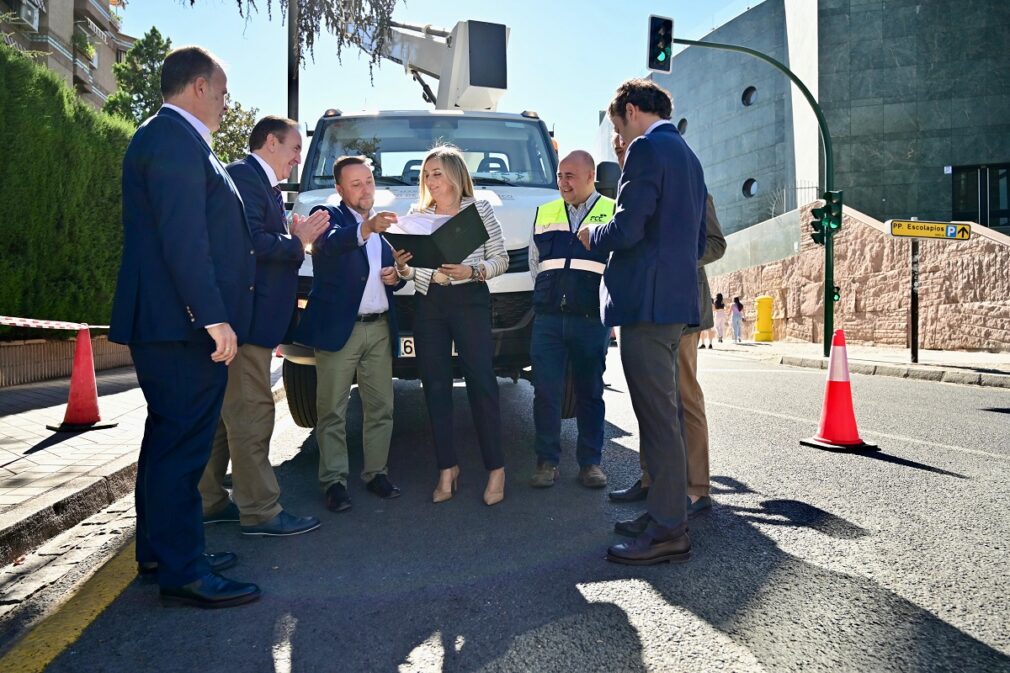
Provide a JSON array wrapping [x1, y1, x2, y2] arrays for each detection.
[[272, 614, 298, 673], [708, 400, 1010, 462], [398, 631, 445, 672]]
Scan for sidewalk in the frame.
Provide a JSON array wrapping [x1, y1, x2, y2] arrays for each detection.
[[706, 339, 1010, 387], [0, 358, 285, 567]]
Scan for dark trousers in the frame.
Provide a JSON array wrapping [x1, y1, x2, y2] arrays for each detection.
[[619, 322, 687, 533], [531, 312, 610, 467], [130, 340, 227, 588], [414, 282, 503, 471]]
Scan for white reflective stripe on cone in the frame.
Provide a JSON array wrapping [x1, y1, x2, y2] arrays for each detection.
[[827, 343, 851, 382], [534, 223, 571, 235], [539, 258, 606, 274]]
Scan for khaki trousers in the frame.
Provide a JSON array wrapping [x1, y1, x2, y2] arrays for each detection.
[[640, 331, 710, 496], [315, 318, 393, 491], [199, 343, 283, 526]]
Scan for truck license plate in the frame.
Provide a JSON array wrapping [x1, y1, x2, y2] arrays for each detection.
[[399, 338, 457, 357]]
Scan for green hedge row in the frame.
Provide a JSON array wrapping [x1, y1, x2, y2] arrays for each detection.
[[0, 44, 134, 341]]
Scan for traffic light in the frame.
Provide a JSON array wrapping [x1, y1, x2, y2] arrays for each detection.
[[810, 203, 827, 245], [832, 285, 841, 302], [825, 190, 843, 232], [647, 16, 673, 73]]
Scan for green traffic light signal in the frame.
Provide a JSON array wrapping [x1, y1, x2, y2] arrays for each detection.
[[647, 16, 674, 73], [825, 190, 843, 231], [832, 285, 841, 302]]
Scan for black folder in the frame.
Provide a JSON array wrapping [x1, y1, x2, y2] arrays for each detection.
[[382, 204, 490, 269]]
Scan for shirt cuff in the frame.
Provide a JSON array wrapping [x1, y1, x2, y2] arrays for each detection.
[[205, 323, 224, 329]]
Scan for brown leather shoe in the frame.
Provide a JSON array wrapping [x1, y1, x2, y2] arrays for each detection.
[[529, 462, 558, 488], [606, 529, 691, 565], [578, 465, 608, 489]]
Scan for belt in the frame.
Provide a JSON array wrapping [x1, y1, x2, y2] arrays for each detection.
[[355, 312, 387, 323]]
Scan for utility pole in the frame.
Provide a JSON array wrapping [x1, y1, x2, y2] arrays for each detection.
[[672, 37, 836, 357]]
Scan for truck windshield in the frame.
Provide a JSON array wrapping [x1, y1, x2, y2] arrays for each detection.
[[303, 116, 557, 191]]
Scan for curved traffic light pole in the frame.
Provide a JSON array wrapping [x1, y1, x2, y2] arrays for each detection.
[[672, 37, 836, 357]]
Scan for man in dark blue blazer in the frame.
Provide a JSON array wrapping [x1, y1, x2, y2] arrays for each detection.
[[109, 47, 260, 607], [578, 78, 708, 565], [293, 156, 405, 513], [199, 116, 328, 538]]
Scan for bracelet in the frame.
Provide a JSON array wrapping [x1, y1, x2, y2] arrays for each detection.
[[469, 265, 480, 281]]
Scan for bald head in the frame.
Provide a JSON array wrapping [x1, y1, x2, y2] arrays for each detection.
[[557, 150, 597, 207]]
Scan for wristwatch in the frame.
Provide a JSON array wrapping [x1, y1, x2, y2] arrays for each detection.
[[470, 265, 485, 282]]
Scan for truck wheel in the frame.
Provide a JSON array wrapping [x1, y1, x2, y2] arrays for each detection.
[[283, 359, 317, 428], [561, 362, 577, 420]]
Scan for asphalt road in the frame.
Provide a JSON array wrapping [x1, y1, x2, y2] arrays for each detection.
[[39, 348, 1010, 672]]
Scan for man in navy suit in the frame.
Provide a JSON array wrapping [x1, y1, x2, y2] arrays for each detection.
[[293, 156, 405, 513], [578, 78, 708, 565], [109, 46, 260, 607], [198, 116, 328, 537]]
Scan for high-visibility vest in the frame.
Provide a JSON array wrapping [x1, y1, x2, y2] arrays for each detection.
[[532, 195, 615, 316]]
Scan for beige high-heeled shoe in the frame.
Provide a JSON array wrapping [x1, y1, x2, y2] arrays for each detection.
[[483, 467, 505, 506], [432, 466, 460, 503]]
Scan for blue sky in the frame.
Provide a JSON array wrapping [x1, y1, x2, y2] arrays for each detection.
[[120, 0, 757, 161]]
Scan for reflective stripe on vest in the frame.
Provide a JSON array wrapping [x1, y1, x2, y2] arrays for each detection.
[[535, 222, 571, 235], [538, 258, 606, 274]]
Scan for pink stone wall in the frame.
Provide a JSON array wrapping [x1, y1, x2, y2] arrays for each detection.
[[708, 206, 1010, 351]]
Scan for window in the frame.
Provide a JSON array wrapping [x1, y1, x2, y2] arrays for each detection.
[[742, 86, 758, 106], [742, 178, 759, 198], [952, 164, 1010, 232], [303, 115, 556, 191]]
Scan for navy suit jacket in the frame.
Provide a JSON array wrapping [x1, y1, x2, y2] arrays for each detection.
[[589, 123, 708, 327], [110, 108, 255, 344], [292, 203, 404, 354], [228, 155, 304, 348]]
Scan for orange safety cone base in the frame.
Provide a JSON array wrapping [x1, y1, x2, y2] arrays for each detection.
[[800, 436, 878, 452], [46, 420, 118, 433]]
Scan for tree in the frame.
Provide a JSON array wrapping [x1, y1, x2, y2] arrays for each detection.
[[189, 0, 400, 70], [104, 27, 171, 124], [214, 96, 259, 163]]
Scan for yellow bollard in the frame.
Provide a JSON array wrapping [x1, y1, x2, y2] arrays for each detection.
[[754, 295, 774, 342]]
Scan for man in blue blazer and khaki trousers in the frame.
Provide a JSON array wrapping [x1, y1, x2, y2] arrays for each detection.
[[110, 47, 260, 607], [198, 116, 328, 537], [579, 78, 708, 565]]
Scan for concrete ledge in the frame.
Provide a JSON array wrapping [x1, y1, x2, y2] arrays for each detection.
[[941, 370, 983, 386], [905, 368, 945, 382], [979, 373, 1010, 389], [769, 351, 1009, 389], [0, 380, 287, 566], [873, 364, 909, 378]]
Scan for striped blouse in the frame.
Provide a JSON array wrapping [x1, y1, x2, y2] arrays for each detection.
[[403, 197, 510, 296]]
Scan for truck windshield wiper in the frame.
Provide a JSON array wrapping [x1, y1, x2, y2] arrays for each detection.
[[374, 176, 411, 185], [473, 176, 516, 186]]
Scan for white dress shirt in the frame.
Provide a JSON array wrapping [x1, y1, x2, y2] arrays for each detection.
[[161, 104, 214, 147], [250, 152, 280, 187], [644, 119, 674, 136], [350, 208, 390, 315]]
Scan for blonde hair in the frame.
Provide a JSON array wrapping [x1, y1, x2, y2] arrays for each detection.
[[417, 144, 474, 210]]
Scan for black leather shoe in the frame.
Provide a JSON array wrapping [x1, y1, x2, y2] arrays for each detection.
[[608, 479, 649, 503], [607, 529, 691, 566], [614, 511, 652, 538], [325, 483, 352, 512], [137, 552, 238, 578], [365, 474, 401, 499], [159, 572, 261, 608], [241, 511, 321, 537], [688, 495, 713, 517]]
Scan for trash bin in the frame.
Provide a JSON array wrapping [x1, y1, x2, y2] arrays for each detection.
[[754, 295, 773, 342]]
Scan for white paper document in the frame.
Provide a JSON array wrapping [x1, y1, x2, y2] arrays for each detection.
[[386, 213, 450, 236]]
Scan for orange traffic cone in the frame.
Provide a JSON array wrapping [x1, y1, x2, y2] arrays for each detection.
[[800, 330, 877, 452], [46, 327, 118, 433]]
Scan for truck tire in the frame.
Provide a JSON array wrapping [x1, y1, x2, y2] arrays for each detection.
[[561, 362, 577, 420], [283, 359, 317, 428]]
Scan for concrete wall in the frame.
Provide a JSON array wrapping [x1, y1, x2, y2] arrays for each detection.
[[707, 204, 1010, 351]]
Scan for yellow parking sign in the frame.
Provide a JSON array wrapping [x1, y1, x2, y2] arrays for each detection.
[[886, 220, 972, 241]]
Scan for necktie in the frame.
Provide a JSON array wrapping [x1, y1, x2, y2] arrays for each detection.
[[273, 187, 288, 230]]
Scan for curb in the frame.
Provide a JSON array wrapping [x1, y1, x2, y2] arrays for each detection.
[[775, 354, 1010, 388], [0, 380, 288, 567]]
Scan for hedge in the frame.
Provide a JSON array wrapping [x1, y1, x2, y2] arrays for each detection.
[[0, 43, 134, 341]]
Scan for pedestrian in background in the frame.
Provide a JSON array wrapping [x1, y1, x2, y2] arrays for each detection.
[[713, 293, 727, 343], [731, 296, 745, 343], [398, 145, 509, 506]]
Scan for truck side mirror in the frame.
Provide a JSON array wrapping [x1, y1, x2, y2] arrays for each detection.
[[595, 161, 621, 199]]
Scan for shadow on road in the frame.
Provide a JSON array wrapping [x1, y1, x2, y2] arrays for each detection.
[[43, 379, 1010, 673]]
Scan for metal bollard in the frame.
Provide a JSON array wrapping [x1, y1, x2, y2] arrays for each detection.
[[754, 295, 774, 342]]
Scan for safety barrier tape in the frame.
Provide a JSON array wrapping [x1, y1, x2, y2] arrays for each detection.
[[0, 316, 110, 330]]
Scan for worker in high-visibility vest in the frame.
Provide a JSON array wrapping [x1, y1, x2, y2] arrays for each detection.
[[528, 150, 615, 489]]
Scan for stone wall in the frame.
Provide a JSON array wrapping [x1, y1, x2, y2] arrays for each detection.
[[708, 204, 1010, 351]]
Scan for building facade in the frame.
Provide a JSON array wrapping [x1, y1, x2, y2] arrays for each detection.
[[597, 0, 1010, 236], [1, 0, 134, 110]]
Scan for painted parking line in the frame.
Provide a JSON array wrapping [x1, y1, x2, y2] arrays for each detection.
[[0, 541, 136, 673], [708, 400, 1010, 462]]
